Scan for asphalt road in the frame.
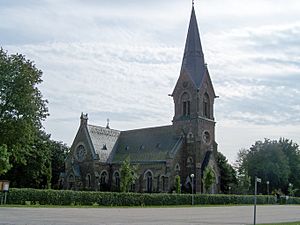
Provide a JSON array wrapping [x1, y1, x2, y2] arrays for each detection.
[[0, 205, 300, 225]]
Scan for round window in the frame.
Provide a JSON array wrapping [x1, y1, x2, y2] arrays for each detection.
[[76, 145, 86, 161], [203, 131, 211, 144]]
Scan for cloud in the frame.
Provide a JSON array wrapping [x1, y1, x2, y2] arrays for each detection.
[[2, 0, 300, 163]]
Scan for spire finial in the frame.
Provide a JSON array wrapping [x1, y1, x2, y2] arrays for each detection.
[[106, 118, 110, 129], [192, 0, 194, 7]]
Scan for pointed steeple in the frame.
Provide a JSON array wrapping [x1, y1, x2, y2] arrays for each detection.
[[181, 5, 206, 88]]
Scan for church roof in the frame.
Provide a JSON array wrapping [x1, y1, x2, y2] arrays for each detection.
[[86, 123, 182, 164], [181, 5, 206, 88], [87, 124, 120, 162], [112, 125, 182, 163]]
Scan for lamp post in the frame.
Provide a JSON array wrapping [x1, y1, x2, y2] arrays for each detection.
[[228, 186, 231, 195], [289, 183, 293, 197], [254, 176, 261, 225], [191, 173, 195, 205], [266, 181, 270, 204]]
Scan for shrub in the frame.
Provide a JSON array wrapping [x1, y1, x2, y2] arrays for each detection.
[[3, 188, 297, 206]]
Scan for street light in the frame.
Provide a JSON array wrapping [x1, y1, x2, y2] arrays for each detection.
[[289, 183, 293, 197], [254, 176, 261, 225], [266, 181, 270, 204], [228, 186, 231, 195], [191, 173, 195, 205]]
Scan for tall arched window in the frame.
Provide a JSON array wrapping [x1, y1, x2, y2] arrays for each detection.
[[145, 171, 153, 193], [203, 93, 210, 118], [100, 171, 108, 191], [114, 171, 120, 190], [181, 92, 190, 116], [86, 174, 91, 188]]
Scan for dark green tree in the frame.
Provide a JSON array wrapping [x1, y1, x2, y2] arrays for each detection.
[[235, 139, 300, 195], [175, 175, 181, 194], [0, 145, 12, 175], [49, 140, 69, 189], [216, 152, 238, 194], [279, 138, 300, 196], [202, 166, 216, 193], [0, 48, 49, 187], [120, 157, 137, 192]]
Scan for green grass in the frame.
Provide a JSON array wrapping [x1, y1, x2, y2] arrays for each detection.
[[258, 222, 300, 225]]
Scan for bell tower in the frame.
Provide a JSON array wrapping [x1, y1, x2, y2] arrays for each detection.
[[171, 4, 218, 193]]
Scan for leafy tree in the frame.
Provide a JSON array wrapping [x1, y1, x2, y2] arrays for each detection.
[[279, 138, 300, 196], [0, 48, 49, 187], [120, 157, 137, 192], [237, 172, 251, 194], [0, 145, 12, 175], [216, 152, 237, 194], [235, 138, 300, 196], [49, 140, 69, 189], [202, 166, 216, 193], [175, 175, 181, 194]]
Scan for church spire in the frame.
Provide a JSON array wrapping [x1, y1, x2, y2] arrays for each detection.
[[181, 4, 206, 88]]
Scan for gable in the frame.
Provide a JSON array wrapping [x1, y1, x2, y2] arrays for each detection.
[[87, 125, 120, 163]]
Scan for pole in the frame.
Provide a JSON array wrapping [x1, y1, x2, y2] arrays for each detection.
[[4, 192, 7, 205], [192, 176, 194, 205], [267, 181, 269, 204], [254, 176, 257, 225]]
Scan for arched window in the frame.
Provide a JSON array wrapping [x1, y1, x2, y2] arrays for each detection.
[[162, 176, 168, 192], [187, 132, 194, 143], [187, 157, 193, 166], [114, 171, 120, 190], [175, 163, 180, 172], [100, 171, 108, 191], [86, 174, 91, 188], [144, 170, 153, 193], [203, 93, 210, 118], [100, 171, 107, 184], [181, 92, 191, 116]]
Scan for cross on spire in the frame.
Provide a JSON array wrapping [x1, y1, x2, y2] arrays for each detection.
[[192, 0, 194, 7], [106, 118, 110, 129]]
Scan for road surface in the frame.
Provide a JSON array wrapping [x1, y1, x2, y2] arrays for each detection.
[[0, 205, 300, 225]]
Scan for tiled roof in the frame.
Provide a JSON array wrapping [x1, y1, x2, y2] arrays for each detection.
[[87, 124, 120, 162], [86, 123, 182, 163], [112, 125, 182, 163]]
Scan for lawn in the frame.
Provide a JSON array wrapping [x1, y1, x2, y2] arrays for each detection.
[[259, 222, 300, 225]]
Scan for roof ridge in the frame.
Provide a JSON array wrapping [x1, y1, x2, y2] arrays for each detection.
[[121, 124, 173, 133], [87, 124, 121, 132]]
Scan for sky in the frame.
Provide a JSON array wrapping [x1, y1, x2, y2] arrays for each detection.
[[1, 0, 300, 163]]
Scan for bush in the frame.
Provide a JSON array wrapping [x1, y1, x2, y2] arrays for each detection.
[[3, 188, 297, 206]]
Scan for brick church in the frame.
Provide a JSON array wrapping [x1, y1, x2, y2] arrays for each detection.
[[62, 5, 220, 193]]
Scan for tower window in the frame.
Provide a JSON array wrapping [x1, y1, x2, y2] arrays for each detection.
[[181, 92, 191, 116], [203, 93, 210, 118]]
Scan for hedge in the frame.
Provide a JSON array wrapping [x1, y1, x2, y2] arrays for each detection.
[[0, 188, 291, 206]]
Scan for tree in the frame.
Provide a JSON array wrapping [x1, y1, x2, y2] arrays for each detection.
[[216, 152, 237, 194], [0, 145, 11, 175], [202, 166, 216, 193], [49, 140, 69, 189], [235, 138, 300, 196], [0, 48, 49, 187], [279, 138, 300, 196], [120, 157, 137, 192], [175, 175, 181, 194]]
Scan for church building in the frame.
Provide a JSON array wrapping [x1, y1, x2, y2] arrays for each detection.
[[62, 5, 220, 193]]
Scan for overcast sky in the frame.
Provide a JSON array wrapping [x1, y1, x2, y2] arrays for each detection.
[[1, 0, 300, 163]]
